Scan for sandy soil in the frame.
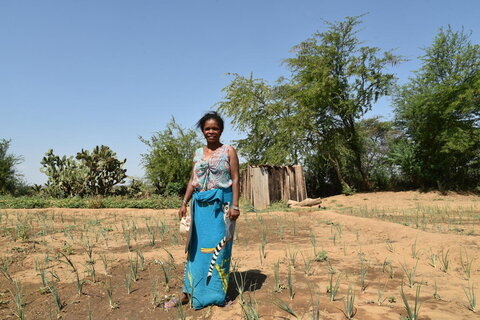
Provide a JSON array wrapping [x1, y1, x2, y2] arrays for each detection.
[[1, 191, 479, 319]]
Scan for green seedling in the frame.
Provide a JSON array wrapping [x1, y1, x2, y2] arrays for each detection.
[[301, 252, 314, 276], [464, 283, 477, 312], [46, 281, 64, 312], [234, 271, 248, 304], [460, 249, 475, 280], [440, 248, 450, 273], [342, 285, 357, 320], [287, 248, 298, 269], [272, 297, 298, 319], [389, 260, 395, 279], [129, 255, 139, 282], [377, 280, 388, 305], [273, 260, 284, 293], [327, 267, 341, 301], [0, 256, 13, 283], [307, 284, 321, 320], [400, 260, 418, 288], [258, 244, 264, 266], [105, 277, 118, 309], [433, 280, 441, 300], [122, 228, 131, 251], [313, 249, 328, 262], [411, 239, 420, 259], [382, 258, 390, 273], [136, 249, 145, 271], [400, 284, 422, 320], [58, 251, 85, 296], [231, 257, 242, 273], [82, 239, 96, 282], [287, 265, 295, 300], [100, 253, 109, 275], [386, 240, 394, 253], [240, 292, 260, 320], [10, 280, 26, 320], [428, 250, 437, 269], [157, 260, 171, 291], [124, 273, 133, 294], [359, 261, 368, 292]]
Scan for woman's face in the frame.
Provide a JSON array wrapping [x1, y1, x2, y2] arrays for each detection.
[[202, 119, 222, 144]]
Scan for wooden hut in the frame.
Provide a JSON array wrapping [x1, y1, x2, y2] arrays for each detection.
[[240, 165, 307, 210]]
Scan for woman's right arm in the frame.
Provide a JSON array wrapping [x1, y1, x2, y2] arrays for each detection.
[[178, 166, 195, 219]]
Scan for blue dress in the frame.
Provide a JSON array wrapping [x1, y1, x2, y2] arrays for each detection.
[[182, 145, 235, 309]]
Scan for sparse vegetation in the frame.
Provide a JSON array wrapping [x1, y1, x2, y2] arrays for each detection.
[[0, 192, 479, 319]]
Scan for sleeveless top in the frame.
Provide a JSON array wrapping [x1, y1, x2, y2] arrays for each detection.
[[191, 144, 232, 192]]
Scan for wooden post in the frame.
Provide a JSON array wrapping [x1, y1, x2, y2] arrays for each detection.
[[240, 165, 307, 210]]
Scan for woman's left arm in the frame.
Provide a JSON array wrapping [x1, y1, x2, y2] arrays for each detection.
[[228, 146, 240, 220]]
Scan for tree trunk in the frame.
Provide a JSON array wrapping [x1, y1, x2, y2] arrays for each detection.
[[345, 116, 371, 191], [328, 155, 348, 189]]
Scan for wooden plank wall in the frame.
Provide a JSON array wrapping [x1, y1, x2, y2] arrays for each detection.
[[240, 165, 307, 209]]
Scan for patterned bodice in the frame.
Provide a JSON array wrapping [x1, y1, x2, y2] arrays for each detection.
[[191, 144, 232, 192]]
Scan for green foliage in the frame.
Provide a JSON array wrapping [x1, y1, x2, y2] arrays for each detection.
[[0, 139, 24, 195], [113, 179, 154, 198], [140, 118, 201, 194], [341, 182, 356, 196], [217, 74, 302, 165], [76, 146, 128, 196], [284, 15, 401, 192], [0, 195, 181, 209], [358, 118, 400, 190], [268, 200, 289, 211], [394, 26, 480, 190], [40, 149, 86, 197], [164, 181, 184, 196], [387, 139, 421, 188], [40, 145, 127, 197], [217, 16, 401, 195]]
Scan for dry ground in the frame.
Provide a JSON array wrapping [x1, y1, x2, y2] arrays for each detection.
[[1, 191, 480, 320]]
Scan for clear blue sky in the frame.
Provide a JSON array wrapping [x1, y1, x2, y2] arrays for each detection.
[[1, 0, 479, 185]]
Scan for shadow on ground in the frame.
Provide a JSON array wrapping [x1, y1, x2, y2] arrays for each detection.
[[226, 269, 267, 301]]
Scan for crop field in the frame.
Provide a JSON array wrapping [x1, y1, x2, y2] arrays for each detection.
[[0, 191, 479, 319]]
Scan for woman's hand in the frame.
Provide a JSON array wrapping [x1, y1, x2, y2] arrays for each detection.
[[178, 204, 187, 220], [227, 206, 240, 221]]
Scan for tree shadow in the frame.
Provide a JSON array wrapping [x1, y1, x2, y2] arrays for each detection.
[[226, 269, 267, 302]]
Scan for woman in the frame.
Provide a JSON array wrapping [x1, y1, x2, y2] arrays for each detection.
[[165, 111, 240, 310]]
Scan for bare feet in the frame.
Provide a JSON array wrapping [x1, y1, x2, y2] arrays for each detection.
[[164, 293, 189, 309]]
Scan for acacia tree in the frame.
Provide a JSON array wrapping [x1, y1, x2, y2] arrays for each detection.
[[140, 118, 201, 195], [218, 16, 401, 194], [218, 74, 303, 165], [285, 16, 401, 190], [0, 139, 23, 195], [394, 27, 480, 190], [357, 117, 399, 189]]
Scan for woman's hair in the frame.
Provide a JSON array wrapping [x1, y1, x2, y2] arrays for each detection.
[[196, 111, 224, 132]]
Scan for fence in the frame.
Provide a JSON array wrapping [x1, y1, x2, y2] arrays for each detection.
[[240, 165, 307, 209]]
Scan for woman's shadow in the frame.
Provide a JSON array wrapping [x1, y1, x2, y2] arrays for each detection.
[[226, 269, 267, 302]]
